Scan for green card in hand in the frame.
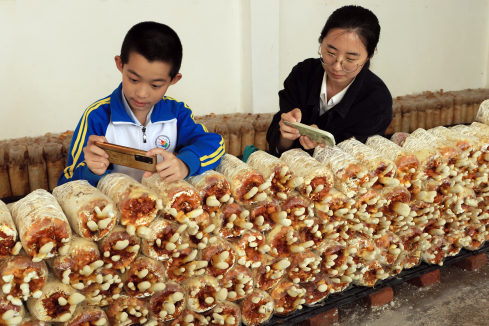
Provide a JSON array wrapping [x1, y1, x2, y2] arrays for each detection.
[[284, 121, 336, 147]]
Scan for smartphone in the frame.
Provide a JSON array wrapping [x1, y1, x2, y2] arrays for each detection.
[[94, 142, 157, 172], [284, 121, 336, 147]]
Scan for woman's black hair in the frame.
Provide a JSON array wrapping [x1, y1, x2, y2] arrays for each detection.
[[319, 5, 380, 70]]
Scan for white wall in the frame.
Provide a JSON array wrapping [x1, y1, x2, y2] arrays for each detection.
[[279, 0, 489, 99], [1, 0, 488, 139], [0, 0, 242, 139]]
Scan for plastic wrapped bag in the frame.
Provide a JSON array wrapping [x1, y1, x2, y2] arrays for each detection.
[[0, 295, 24, 325], [0, 147, 12, 198], [220, 265, 253, 301], [415, 99, 426, 130], [212, 203, 252, 239], [208, 300, 241, 326], [18, 312, 51, 326], [200, 236, 236, 279], [106, 294, 148, 326], [402, 134, 448, 181], [27, 144, 48, 192], [80, 267, 123, 306], [98, 173, 162, 237], [43, 143, 64, 192], [313, 146, 369, 198], [253, 119, 269, 151], [215, 122, 230, 154], [182, 275, 227, 313], [390, 132, 410, 147], [278, 191, 314, 230], [233, 230, 270, 269], [247, 150, 303, 200], [49, 236, 103, 290], [0, 200, 20, 259], [148, 281, 186, 323], [400, 101, 411, 133], [475, 99, 489, 125], [410, 128, 465, 171], [163, 247, 208, 282], [63, 305, 109, 326], [187, 170, 232, 216], [244, 197, 279, 232], [228, 120, 242, 157], [141, 218, 188, 261], [143, 174, 200, 222], [240, 289, 274, 326], [185, 211, 216, 250], [26, 275, 86, 322], [11, 189, 72, 261], [53, 180, 117, 241], [215, 154, 269, 205], [121, 255, 166, 298], [285, 249, 321, 284], [8, 145, 29, 196], [98, 225, 141, 271], [338, 138, 399, 189], [281, 149, 334, 201], [302, 272, 333, 306], [266, 225, 313, 258], [241, 121, 255, 155], [0, 250, 48, 305], [366, 135, 420, 188], [270, 280, 306, 316]]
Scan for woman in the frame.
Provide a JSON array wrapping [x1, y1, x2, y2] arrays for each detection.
[[267, 5, 392, 155]]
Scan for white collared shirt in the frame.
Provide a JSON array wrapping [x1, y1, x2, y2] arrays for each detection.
[[121, 90, 154, 127], [319, 72, 355, 116]]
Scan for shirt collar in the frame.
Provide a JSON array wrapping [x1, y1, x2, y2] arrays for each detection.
[[109, 83, 177, 124], [320, 72, 355, 110], [121, 89, 154, 126], [307, 59, 369, 119]]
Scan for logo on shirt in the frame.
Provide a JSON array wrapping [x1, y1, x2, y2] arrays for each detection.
[[155, 135, 171, 150]]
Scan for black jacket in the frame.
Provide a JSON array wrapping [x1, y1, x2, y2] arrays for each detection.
[[267, 58, 393, 156]]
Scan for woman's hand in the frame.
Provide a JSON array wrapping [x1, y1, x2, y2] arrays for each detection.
[[279, 108, 302, 140], [278, 108, 301, 152], [298, 124, 324, 150], [143, 148, 190, 183]]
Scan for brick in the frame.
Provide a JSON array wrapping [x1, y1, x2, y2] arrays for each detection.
[[454, 253, 487, 271], [407, 269, 440, 287], [363, 287, 394, 308], [298, 308, 339, 326]]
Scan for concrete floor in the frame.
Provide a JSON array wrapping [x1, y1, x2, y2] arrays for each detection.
[[336, 253, 489, 326]]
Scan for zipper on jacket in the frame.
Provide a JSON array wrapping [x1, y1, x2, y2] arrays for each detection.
[[142, 127, 147, 143]]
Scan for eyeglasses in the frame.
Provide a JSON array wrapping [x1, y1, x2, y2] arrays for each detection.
[[318, 45, 368, 73]]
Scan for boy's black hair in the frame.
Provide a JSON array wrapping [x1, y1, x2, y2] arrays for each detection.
[[120, 22, 183, 79]]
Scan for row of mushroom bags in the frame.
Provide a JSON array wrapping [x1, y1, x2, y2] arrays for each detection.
[[2, 100, 489, 326]]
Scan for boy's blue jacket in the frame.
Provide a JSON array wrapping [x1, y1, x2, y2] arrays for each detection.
[[58, 83, 224, 186]]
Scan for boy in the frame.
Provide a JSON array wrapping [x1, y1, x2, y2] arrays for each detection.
[[58, 22, 224, 186]]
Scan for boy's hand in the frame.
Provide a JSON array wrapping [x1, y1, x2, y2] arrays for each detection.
[[84, 135, 110, 175], [143, 149, 189, 183], [299, 124, 325, 150]]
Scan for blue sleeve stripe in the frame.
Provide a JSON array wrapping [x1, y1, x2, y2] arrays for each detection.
[[163, 95, 223, 167], [200, 138, 224, 163], [64, 98, 110, 179], [201, 145, 224, 167]]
